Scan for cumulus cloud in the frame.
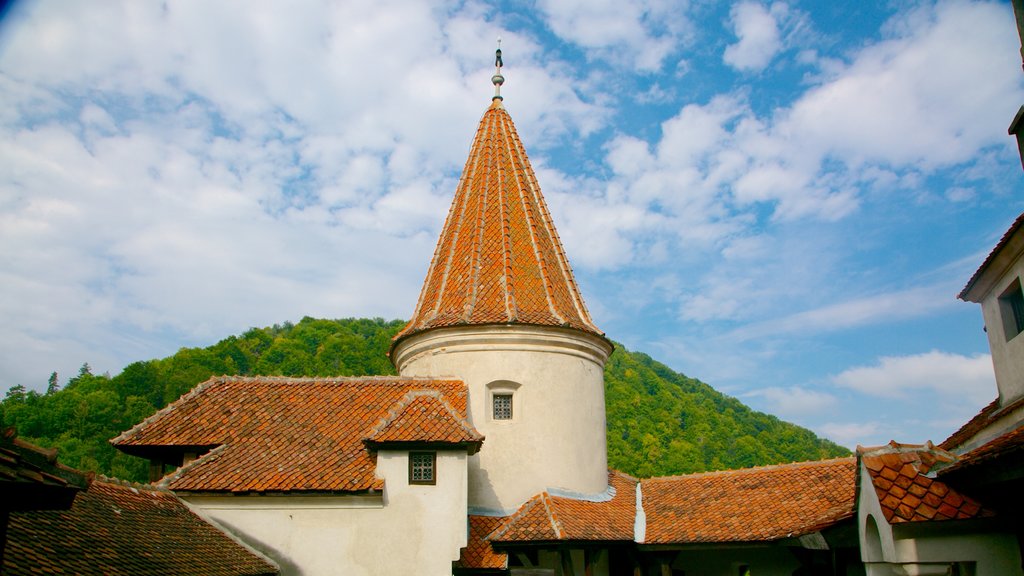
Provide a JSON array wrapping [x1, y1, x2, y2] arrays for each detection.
[[535, 0, 692, 71], [723, 2, 782, 72], [744, 386, 837, 418], [832, 350, 995, 405]]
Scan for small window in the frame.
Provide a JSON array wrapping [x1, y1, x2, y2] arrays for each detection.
[[999, 278, 1024, 341], [493, 393, 513, 420], [409, 452, 435, 485]]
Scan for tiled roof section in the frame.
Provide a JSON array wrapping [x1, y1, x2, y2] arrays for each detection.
[[939, 395, 1024, 451], [859, 442, 994, 524], [936, 425, 1024, 476], [489, 471, 637, 543], [364, 390, 484, 453], [4, 477, 278, 576], [112, 376, 472, 493], [0, 427, 91, 511], [393, 100, 603, 347], [642, 458, 856, 544], [958, 211, 1024, 301], [455, 515, 509, 570]]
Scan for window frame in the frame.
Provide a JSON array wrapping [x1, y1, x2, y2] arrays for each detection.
[[998, 277, 1024, 342], [408, 451, 436, 485], [492, 393, 513, 421]]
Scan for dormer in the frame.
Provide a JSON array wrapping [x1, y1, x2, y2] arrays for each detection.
[[959, 212, 1024, 408]]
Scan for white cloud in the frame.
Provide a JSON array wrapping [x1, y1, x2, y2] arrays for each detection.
[[535, 0, 692, 71], [831, 350, 995, 405], [723, 2, 782, 72], [819, 421, 885, 449], [745, 386, 837, 418]]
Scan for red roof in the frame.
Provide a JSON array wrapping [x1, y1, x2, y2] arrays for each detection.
[[937, 425, 1024, 476], [4, 477, 278, 575], [939, 395, 1024, 452], [1, 426, 91, 511], [488, 471, 637, 543], [392, 100, 604, 350], [365, 390, 484, 453], [112, 376, 478, 493], [641, 458, 856, 544], [455, 515, 509, 570], [859, 442, 993, 524]]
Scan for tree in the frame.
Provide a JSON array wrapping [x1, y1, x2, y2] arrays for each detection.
[[46, 372, 60, 395]]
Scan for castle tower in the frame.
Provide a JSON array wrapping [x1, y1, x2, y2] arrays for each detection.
[[390, 50, 613, 513]]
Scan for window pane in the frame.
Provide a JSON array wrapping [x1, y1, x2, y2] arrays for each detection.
[[410, 452, 435, 484], [493, 394, 513, 420]]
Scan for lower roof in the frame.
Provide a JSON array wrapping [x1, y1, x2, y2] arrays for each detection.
[[4, 477, 278, 576]]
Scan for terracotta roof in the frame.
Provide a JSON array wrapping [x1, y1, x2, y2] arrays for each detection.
[[488, 471, 637, 543], [392, 100, 603, 350], [939, 394, 1024, 454], [0, 426, 91, 511], [937, 425, 1024, 476], [455, 515, 509, 570], [112, 376, 477, 493], [641, 458, 856, 544], [4, 477, 278, 575], [958, 211, 1024, 301], [859, 442, 993, 524], [364, 390, 484, 454]]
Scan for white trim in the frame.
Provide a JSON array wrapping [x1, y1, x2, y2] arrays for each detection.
[[634, 483, 646, 543]]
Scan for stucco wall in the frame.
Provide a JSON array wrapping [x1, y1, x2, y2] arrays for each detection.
[[857, 466, 1022, 576], [184, 450, 468, 576], [393, 325, 612, 512], [975, 233, 1024, 407]]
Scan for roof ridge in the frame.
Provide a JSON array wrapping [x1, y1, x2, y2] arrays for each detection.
[[158, 444, 230, 490], [110, 376, 223, 445], [95, 474, 169, 493], [540, 492, 564, 539], [644, 457, 856, 482]]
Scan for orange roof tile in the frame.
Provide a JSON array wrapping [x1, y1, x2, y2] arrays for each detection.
[[939, 395, 1024, 452], [858, 442, 994, 524], [936, 425, 1024, 476], [112, 376, 477, 493], [392, 100, 604, 351], [641, 458, 856, 544], [488, 471, 637, 543], [365, 390, 484, 454], [4, 477, 278, 575], [1, 426, 91, 511], [455, 515, 509, 570]]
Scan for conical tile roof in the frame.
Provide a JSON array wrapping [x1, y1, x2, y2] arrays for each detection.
[[393, 100, 603, 346]]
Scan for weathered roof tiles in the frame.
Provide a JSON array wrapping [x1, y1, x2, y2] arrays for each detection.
[[393, 100, 603, 349]]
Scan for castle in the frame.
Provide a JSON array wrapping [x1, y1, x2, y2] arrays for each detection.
[[3, 49, 1023, 576]]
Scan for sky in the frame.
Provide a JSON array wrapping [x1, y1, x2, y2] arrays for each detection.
[[1, 0, 1022, 450]]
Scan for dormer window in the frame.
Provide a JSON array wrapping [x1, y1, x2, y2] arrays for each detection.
[[409, 452, 436, 485], [998, 278, 1024, 341]]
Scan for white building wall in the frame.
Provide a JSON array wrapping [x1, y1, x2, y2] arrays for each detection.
[[183, 450, 469, 576], [392, 325, 612, 513], [857, 466, 1022, 576], [978, 248, 1024, 408]]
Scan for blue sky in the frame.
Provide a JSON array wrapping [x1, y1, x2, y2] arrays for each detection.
[[1, 0, 1022, 449]]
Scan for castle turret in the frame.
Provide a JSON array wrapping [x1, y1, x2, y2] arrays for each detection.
[[390, 50, 613, 513]]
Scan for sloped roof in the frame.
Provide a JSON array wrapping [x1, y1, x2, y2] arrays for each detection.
[[112, 376, 477, 493], [4, 477, 278, 576], [939, 395, 1024, 452], [936, 425, 1024, 476], [393, 100, 603, 350], [455, 515, 509, 570], [958, 211, 1024, 301], [858, 442, 993, 524], [0, 426, 91, 511], [641, 458, 856, 544], [488, 471, 637, 543], [364, 390, 484, 454]]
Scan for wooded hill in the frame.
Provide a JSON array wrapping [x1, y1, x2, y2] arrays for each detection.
[[0, 317, 848, 482]]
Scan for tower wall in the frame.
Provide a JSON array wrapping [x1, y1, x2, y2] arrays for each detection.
[[393, 325, 612, 512]]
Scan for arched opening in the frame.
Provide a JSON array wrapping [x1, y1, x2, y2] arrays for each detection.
[[864, 514, 884, 563]]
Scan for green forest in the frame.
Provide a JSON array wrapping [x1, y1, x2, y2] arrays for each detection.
[[0, 317, 848, 482]]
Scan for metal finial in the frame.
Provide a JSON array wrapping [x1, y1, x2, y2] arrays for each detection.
[[492, 37, 505, 101]]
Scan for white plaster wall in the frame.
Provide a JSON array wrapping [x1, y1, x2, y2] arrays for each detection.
[[857, 465, 1022, 576], [393, 325, 612, 512], [184, 450, 468, 576], [975, 240, 1024, 407]]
